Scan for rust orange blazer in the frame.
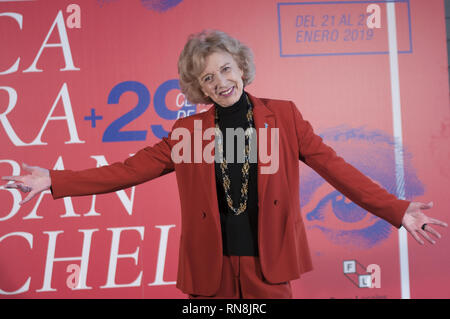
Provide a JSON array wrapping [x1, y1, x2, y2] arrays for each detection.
[[49, 92, 410, 296]]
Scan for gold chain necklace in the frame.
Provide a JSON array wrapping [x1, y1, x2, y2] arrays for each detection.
[[214, 94, 254, 215]]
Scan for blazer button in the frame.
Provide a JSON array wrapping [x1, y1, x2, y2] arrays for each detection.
[[202, 211, 207, 219], [274, 200, 278, 206]]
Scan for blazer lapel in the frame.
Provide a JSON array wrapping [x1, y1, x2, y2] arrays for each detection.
[[247, 93, 276, 211]]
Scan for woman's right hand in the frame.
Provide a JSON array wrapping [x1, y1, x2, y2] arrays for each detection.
[[1, 163, 51, 205]]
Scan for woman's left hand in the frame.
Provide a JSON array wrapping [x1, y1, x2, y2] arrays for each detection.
[[402, 201, 447, 245]]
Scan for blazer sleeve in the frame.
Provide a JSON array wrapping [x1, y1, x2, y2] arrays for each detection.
[[49, 130, 176, 200], [290, 101, 410, 228]]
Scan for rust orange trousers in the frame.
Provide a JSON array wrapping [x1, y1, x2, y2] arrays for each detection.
[[188, 255, 293, 299]]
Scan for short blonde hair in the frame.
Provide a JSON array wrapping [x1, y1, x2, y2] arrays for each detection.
[[178, 30, 255, 105]]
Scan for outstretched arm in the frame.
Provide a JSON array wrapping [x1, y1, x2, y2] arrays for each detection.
[[48, 137, 175, 199], [291, 102, 447, 245], [2, 132, 176, 204]]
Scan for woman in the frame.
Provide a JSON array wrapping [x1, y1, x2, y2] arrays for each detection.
[[2, 30, 447, 299]]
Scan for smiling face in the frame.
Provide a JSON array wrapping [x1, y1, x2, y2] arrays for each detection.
[[198, 50, 244, 107]]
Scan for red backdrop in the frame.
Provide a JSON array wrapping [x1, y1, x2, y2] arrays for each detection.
[[0, 0, 449, 299]]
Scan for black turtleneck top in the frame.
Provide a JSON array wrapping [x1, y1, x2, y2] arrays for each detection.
[[214, 91, 259, 256]]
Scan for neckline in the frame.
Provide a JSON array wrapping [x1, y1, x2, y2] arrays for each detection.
[[215, 91, 248, 116]]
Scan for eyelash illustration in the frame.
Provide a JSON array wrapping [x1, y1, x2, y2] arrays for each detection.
[[300, 125, 424, 250]]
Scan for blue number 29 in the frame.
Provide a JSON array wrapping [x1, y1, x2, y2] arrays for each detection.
[[103, 81, 150, 142]]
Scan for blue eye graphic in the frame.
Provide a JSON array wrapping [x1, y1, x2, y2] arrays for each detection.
[[300, 125, 424, 250]]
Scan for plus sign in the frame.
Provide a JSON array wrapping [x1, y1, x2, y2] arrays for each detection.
[[84, 108, 103, 128]]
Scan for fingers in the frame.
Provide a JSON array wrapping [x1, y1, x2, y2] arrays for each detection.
[[406, 228, 425, 245], [426, 218, 448, 228], [417, 228, 436, 245], [20, 191, 36, 205], [4, 182, 19, 189], [1, 175, 24, 183], [419, 201, 433, 209], [423, 225, 442, 240], [18, 184, 32, 193], [2, 163, 35, 182], [407, 223, 445, 246], [1, 181, 34, 205], [5, 182, 31, 193], [404, 221, 443, 246]]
